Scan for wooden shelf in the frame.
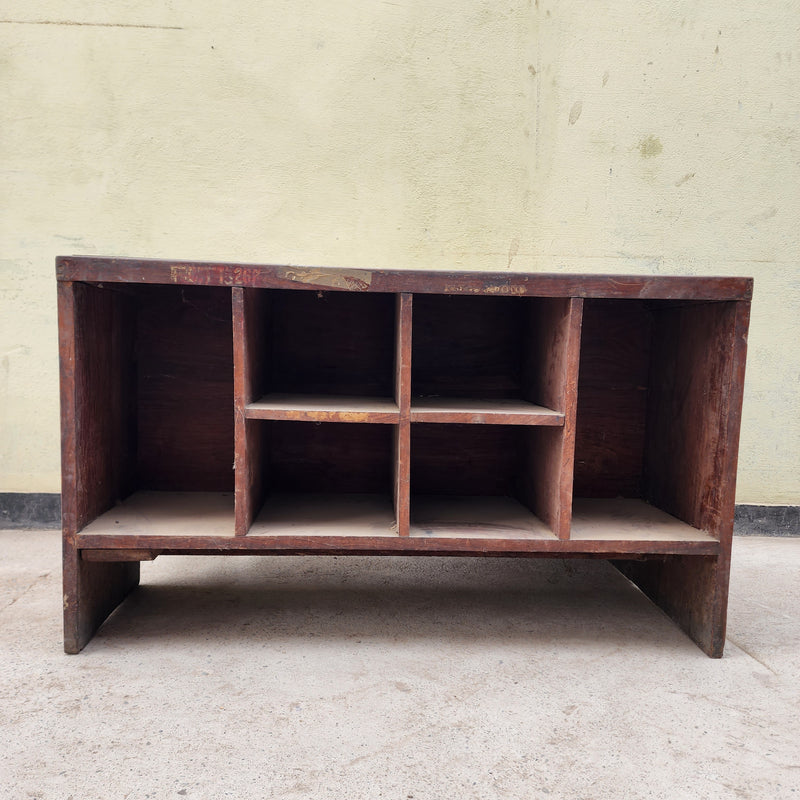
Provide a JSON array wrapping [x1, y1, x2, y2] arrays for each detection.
[[249, 493, 397, 538], [78, 491, 234, 540], [570, 498, 716, 544], [410, 397, 563, 425], [246, 393, 399, 423], [410, 495, 555, 540]]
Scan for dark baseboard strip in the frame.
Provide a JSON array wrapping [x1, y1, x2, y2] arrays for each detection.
[[734, 504, 800, 537], [0, 493, 797, 536], [0, 493, 61, 529]]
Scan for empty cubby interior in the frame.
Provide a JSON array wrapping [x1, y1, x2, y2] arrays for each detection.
[[70, 282, 234, 529], [411, 294, 568, 410], [573, 298, 739, 535], [247, 421, 396, 535], [409, 423, 555, 538], [246, 289, 397, 399]]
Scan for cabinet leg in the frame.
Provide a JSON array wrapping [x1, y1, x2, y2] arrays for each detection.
[[612, 554, 730, 658], [63, 542, 140, 654]]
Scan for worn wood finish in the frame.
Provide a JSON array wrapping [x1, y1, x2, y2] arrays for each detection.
[[58, 260, 752, 655], [644, 301, 740, 534], [410, 398, 563, 425], [394, 293, 413, 535], [268, 289, 395, 396], [518, 298, 584, 538], [63, 538, 140, 654], [135, 285, 234, 491], [246, 394, 399, 423], [573, 300, 653, 498], [56, 257, 753, 301], [612, 300, 751, 658]]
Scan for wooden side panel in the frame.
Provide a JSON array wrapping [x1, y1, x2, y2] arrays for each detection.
[[59, 281, 140, 653], [615, 299, 750, 658], [233, 288, 270, 535], [613, 556, 728, 657], [644, 301, 743, 535], [519, 298, 583, 538], [63, 539, 140, 654], [393, 293, 412, 535]]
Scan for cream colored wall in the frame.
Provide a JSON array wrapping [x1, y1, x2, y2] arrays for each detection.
[[1, 1, 798, 503]]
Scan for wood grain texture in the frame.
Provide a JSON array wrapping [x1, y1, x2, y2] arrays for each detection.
[[135, 285, 234, 491], [644, 301, 741, 536], [573, 300, 653, 498], [410, 398, 563, 425], [56, 257, 753, 301], [612, 556, 727, 657], [393, 294, 413, 535], [518, 298, 583, 538], [246, 394, 399, 423], [267, 289, 395, 396], [63, 538, 139, 654]]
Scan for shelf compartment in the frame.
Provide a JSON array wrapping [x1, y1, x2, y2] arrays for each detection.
[[410, 496, 556, 540], [570, 498, 715, 543], [245, 393, 399, 423], [573, 298, 743, 538], [77, 491, 234, 539], [409, 423, 557, 539], [410, 397, 563, 426], [244, 288, 397, 399], [243, 420, 397, 536], [249, 493, 396, 537]]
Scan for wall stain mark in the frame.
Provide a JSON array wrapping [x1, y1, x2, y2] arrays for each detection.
[[675, 172, 695, 187], [0, 19, 185, 30], [639, 135, 663, 158], [568, 101, 583, 125]]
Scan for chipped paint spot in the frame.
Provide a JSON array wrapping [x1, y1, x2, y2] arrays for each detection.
[[602, 71, 609, 86], [528, 64, 537, 77], [277, 268, 372, 291], [639, 135, 663, 158], [170, 264, 197, 283], [507, 237, 520, 269], [675, 172, 696, 187], [569, 101, 583, 125]]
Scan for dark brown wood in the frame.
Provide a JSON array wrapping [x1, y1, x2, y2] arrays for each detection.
[[58, 259, 752, 656], [56, 256, 753, 301], [234, 288, 268, 535], [63, 537, 140, 654], [135, 285, 233, 492], [611, 299, 751, 658], [82, 549, 159, 562], [518, 298, 583, 539], [393, 293, 413, 536]]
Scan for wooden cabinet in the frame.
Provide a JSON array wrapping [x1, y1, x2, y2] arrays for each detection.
[[57, 258, 751, 655]]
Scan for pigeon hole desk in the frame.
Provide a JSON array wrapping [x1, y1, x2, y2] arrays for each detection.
[[56, 258, 751, 655]]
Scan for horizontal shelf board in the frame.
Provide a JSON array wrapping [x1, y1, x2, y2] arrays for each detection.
[[410, 495, 556, 540], [570, 498, 716, 543], [78, 491, 234, 538], [245, 394, 399, 423], [249, 493, 397, 537], [410, 398, 564, 426]]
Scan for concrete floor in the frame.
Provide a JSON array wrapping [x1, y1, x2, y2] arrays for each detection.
[[1, 531, 798, 800]]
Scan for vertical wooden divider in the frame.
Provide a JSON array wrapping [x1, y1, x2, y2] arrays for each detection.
[[393, 293, 413, 536], [519, 297, 584, 539], [233, 288, 269, 536]]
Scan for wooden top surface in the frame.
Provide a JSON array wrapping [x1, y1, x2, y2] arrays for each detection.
[[56, 256, 753, 300]]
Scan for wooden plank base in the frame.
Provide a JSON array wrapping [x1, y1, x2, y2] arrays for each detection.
[[63, 541, 140, 654], [612, 555, 729, 658]]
